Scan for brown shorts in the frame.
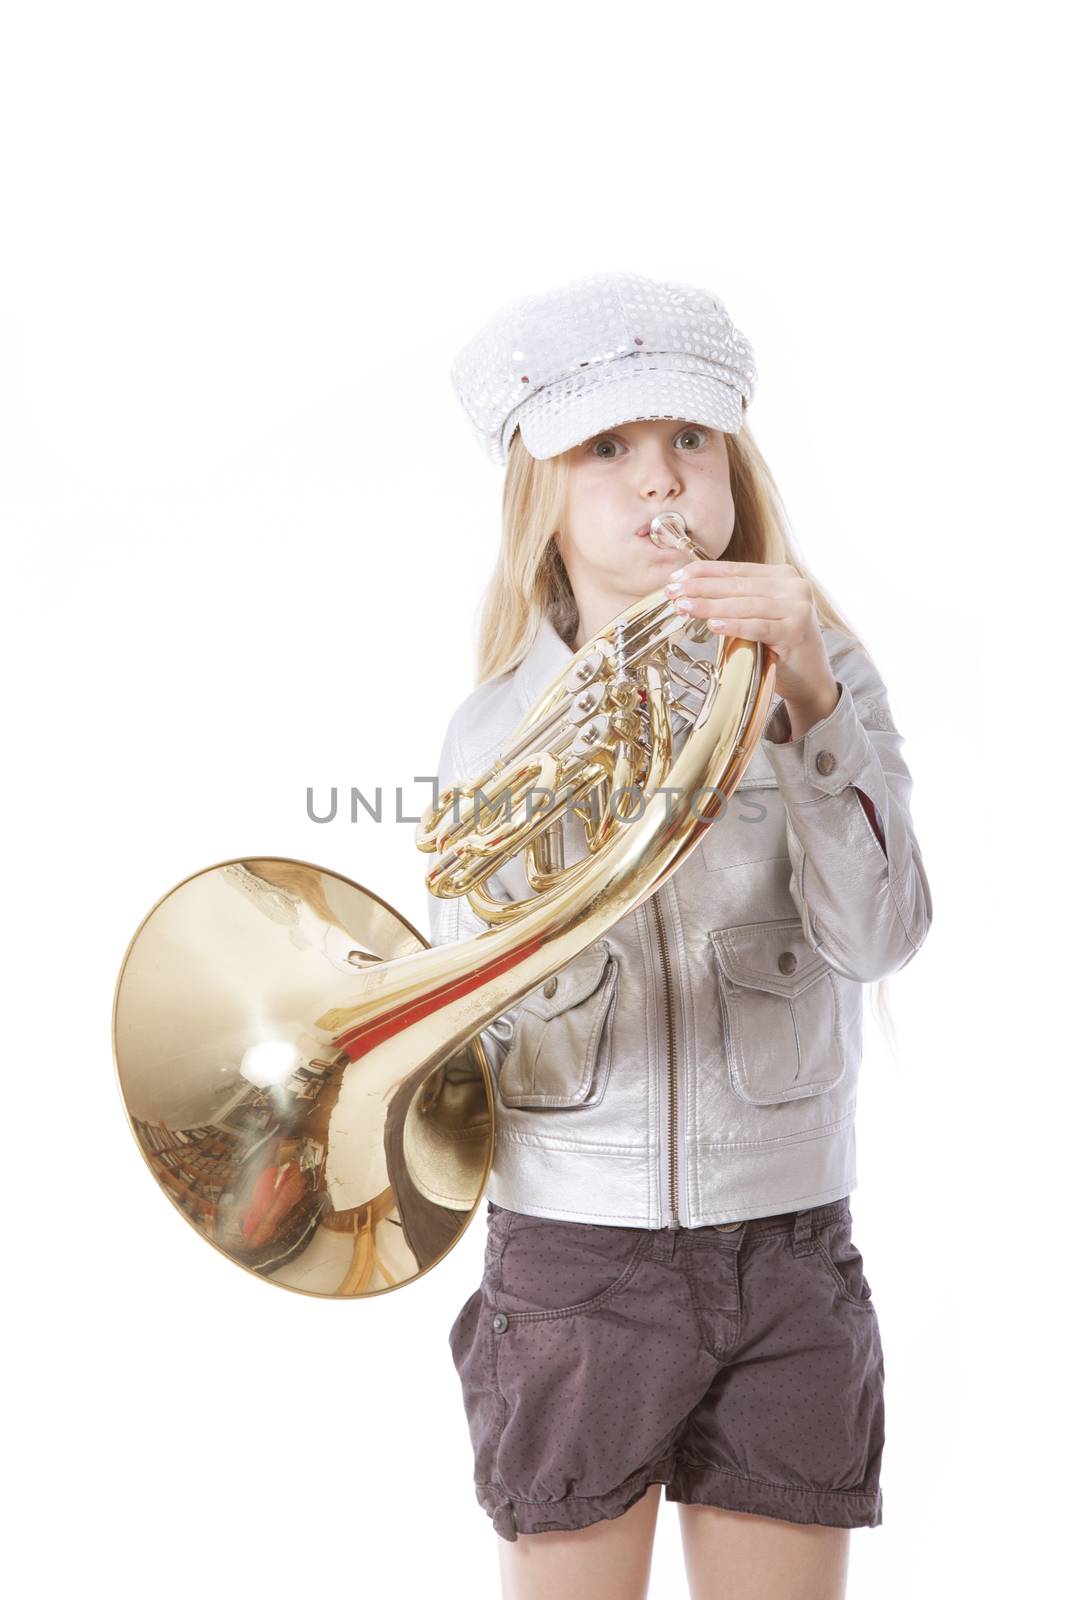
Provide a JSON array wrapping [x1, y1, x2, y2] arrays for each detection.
[[447, 1198, 885, 1541]]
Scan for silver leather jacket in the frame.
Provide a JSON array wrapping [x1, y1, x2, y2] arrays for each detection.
[[427, 615, 932, 1230]]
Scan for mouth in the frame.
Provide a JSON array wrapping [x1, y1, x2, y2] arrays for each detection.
[[635, 521, 687, 544]]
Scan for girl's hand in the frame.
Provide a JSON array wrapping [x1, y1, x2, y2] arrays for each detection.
[[664, 559, 840, 737]]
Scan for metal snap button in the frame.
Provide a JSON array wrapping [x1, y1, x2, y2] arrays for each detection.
[[714, 1221, 742, 1231], [543, 975, 558, 998], [815, 749, 837, 776], [492, 1312, 509, 1332], [778, 950, 798, 974]]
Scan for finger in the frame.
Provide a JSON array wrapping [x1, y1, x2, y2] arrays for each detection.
[[671, 561, 796, 590], [668, 566, 750, 591], [669, 605, 788, 643], [670, 558, 767, 578], [691, 615, 777, 640], [671, 595, 790, 622], [668, 573, 788, 602]]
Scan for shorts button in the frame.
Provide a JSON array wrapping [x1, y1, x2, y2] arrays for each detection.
[[715, 1221, 742, 1231], [815, 749, 837, 775], [492, 1312, 509, 1332]]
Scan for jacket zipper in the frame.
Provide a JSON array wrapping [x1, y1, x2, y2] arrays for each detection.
[[650, 891, 680, 1229]]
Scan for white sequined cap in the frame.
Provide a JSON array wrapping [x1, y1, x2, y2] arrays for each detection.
[[450, 270, 758, 465]]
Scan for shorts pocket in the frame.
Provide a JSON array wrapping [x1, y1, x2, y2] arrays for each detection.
[[497, 940, 617, 1109], [489, 1213, 649, 1321], [813, 1210, 875, 1308], [484, 1201, 509, 1259], [709, 917, 845, 1104]]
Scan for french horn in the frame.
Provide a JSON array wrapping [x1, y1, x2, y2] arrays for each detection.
[[112, 513, 777, 1298]]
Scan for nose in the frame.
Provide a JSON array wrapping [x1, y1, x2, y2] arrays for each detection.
[[634, 438, 684, 500]]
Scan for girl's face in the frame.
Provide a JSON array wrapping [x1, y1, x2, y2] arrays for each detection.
[[554, 418, 735, 639]]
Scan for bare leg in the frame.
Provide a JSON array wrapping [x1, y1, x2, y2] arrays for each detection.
[[677, 1504, 850, 1600], [497, 1481, 663, 1600]]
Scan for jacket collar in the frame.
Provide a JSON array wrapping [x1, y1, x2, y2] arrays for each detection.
[[513, 614, 575, 712]]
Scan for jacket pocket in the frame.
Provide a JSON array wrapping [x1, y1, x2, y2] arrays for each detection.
[[709, 917, 845, 1104], [497, 940, 617, 1109]]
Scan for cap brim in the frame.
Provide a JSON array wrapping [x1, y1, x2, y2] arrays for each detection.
[[511, 356, 746, 461]]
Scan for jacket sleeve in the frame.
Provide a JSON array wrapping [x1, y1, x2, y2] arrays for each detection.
[[758, 638, 933, 983], [426, 711, 521, 1082]]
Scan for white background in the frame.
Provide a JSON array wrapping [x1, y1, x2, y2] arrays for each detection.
[[4, 3, 1061, 1595]]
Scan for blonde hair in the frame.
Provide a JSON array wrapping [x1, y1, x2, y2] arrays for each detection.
[[472, 424, 896, 1051]]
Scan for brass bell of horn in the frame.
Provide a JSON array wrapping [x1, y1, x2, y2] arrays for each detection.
[[112, 513, 777, 1298]]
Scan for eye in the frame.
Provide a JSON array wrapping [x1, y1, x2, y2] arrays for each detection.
[[586, 425, 709, 460]]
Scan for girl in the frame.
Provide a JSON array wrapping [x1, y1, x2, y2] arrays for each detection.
[[430, 271, 932, 1600]]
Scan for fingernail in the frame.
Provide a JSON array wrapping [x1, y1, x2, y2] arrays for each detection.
[[671, 567, 687, 580], [664, 581, 682, 595], [673, 597, 694, 612]]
